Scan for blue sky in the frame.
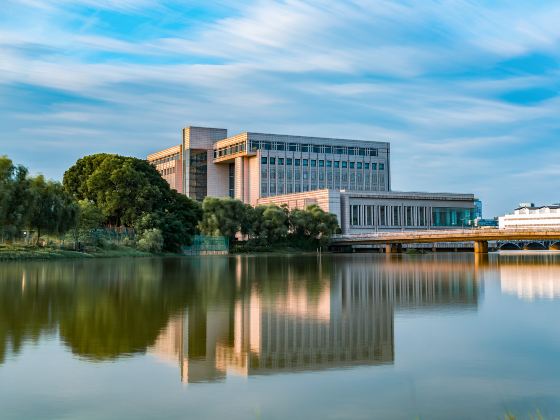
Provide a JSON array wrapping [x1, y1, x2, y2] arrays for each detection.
[[1, 0, 559, 217]]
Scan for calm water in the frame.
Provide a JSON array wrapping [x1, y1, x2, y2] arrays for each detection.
[[1, 253, 560, 419]]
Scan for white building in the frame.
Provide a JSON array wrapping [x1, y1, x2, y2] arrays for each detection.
[[498, 205, 560, 229]]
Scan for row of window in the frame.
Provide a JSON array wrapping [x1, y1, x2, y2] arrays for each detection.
[[214, 141, 246, 159], [151, 154, 180, 166], [250, 140, 379, 156], [350, 205, 475, 227], [261, 157, 385, 170], [260, 174, 387, 197], [159, 167, 176, 176], [212, 140, 382, 159], [351, 205, 425, 227]]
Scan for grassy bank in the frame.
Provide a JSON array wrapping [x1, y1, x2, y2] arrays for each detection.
[[0, 244, 153, 260]]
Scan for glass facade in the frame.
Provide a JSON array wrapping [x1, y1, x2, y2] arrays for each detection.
[[432, 208, 475, 227], [349, 205, 475, 228], [228, 163, 235, 198], [188, 150, 207, 201]]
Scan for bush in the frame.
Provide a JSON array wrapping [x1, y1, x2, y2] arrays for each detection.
[[136, 228, 164, 253]]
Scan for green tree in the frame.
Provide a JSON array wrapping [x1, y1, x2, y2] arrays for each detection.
[[289, 205, 339, 245], [198, 197, 251, 241], [251, 204, 289, 245], [28, 175, 79, 244], [0, 156, 33, 240], [64, 154, 201, 252]]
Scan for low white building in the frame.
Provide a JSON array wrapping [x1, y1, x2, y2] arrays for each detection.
[[499, 205, 560, 229]]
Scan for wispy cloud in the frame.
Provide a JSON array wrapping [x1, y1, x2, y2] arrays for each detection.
[[0, 0, 559, 215]]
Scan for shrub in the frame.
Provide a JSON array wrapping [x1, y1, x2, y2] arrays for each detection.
[[137, 228, 164, 253]]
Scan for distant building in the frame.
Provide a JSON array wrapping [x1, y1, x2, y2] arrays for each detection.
[[148, 126, 477, 234], [499, 205, 560, 229]]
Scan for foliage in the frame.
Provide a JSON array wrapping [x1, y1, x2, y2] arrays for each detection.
[[199, 197, 339, 248], [0, 156, 78, 243], [0, 156, 33, 239], [137, 228, 164, 253], [77, 200, 105, 231], [64, 154, 201, 252], [198, 197, 252, 240], [251, 204, 289, 245], [288, 204, 340, 245], [28, 175, 79, 242]]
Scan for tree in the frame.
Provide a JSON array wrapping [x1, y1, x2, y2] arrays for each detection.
[[251, 204, 289, 245], [198, 197, 251, 241], [0, 156, 33, 240], [28, 175, 79, 244], [289, 205, 339, 245], [64, 154, 201, 252]]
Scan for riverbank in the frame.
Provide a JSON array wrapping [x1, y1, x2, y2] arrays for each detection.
[[0, 244, 153, 260]]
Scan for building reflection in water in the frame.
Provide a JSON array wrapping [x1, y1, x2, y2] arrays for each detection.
[[499, 254, 560, 300], [149, 255, 479, 383]]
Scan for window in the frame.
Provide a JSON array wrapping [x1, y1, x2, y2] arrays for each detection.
[[366, 206, 373, 226], [278, 158, 284, 165], [287, 158, 293, 165], [357, 162, 362, 169], [350, 162, 355, 169], [372, 163, 377, 170], [326, 160, 332, 168], [276, 142, 285, 151], [311, 160, 316, 167], [324, 146, 332, 154], [379, 163, 385, 170], [334, 146, 345, 155], [301, 144, 309, 152], [261, 157, 267, 164], [263, 142, 272, 150], [269, 157, 276, 165], [364, 163, 369, 169], [334, 161, 340, 168], [303, 159, 309, 166], [348, 148, 355, 156], [319, 160, 325, 167], [313, 145, 321, 153], [351, 205, 360, 225], [393, 206, 401, 226], [295, 159, 301, 166], [342, 161, 348, 168], [289, 143, 298, 151], [358, 148, 366, 156], [379, 206, 387, 226]]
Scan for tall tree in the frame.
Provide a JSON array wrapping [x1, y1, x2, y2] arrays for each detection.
[[198, 197, 251, 241], [64, 153, 201, 251], [28, 175, 79, 243], [0, 156, 33, 239]]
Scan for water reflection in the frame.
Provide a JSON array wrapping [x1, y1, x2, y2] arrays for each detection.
[[149, 255, 480, 383], [498, 254, 560, 300], [0, 255, 484, 379]]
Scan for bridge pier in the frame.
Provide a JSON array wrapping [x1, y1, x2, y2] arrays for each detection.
[[474, 240, 489, 254], [385, 243, 402, 254]]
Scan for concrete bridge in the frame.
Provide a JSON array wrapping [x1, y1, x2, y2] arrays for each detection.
[[330, 228, 560, 253]]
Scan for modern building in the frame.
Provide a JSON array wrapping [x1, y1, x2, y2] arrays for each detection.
[[148, 126, 477, 233], [499, 205, 560, 229]]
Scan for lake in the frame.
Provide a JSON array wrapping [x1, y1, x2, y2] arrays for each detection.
[[1, 253, 559, 419]]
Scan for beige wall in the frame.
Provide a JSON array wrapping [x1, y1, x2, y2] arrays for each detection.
[[257, 189, 341, 219]]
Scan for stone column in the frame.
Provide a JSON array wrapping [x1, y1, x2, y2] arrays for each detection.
[[474, 240, 489, 254], [385, 243, 402, 254]]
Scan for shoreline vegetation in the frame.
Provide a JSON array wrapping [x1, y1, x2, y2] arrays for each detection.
[[1, 154, 341, 260]]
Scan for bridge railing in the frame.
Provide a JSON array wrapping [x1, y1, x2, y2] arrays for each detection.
[[331, 227, 560, 241]]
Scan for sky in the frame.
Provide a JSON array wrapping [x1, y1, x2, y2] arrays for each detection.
[[1, 0, 559, 217]]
